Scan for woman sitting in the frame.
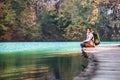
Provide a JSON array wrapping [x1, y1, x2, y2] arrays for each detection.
[[81, 28, 95, 48]]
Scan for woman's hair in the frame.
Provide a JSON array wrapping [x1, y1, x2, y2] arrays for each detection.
[[87, 27, 92, 32]]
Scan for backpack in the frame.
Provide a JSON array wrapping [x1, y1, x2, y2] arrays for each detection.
[[92, 32, 100, 45]]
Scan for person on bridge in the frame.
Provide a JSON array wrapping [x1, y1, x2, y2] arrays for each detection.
[[81, 28, 95, 48]]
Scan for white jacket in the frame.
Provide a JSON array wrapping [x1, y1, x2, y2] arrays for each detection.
[[83, 32, 94, 45]]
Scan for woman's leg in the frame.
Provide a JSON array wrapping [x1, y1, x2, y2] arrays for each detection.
[[85, 43, 95, 47]]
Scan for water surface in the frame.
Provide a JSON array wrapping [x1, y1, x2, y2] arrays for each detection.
[[0, 42, 119, 80], [0, 42, 87, 80]]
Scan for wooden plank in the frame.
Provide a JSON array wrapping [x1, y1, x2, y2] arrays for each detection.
[[73, 45, 120, 80]]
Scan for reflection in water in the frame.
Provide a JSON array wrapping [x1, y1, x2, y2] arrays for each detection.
[[0, 52, 88, 80], [0, 42, 119, 80]]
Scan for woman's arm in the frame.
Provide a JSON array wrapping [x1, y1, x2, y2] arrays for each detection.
[[83, 33, 93, 42]]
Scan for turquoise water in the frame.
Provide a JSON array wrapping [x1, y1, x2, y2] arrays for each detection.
[[0, 42, 88, 80], [0, 42, 82, 54], [0, 42, 120, 54], [101, 42, 120, 45], [0, 42, 119, 80]]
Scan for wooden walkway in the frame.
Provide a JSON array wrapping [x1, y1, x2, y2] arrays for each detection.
[[73, 45, 120, 80]]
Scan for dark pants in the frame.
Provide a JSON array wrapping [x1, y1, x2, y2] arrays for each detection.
[[80, 43, 86, 48]]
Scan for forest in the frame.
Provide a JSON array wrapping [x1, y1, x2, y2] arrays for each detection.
[[0, 0, 120, 41]]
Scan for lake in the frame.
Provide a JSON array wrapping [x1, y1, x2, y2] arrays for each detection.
[[0, 42, 120, 80]]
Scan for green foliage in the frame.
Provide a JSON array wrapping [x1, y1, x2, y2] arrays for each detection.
[[0, 0, 43, 41], [11, 0, 26, 16], [0, 0, 94, 41], [40, 12, 65, 41], [57, 0, 93, 41], [63, 25, 86, 41], [0, 24, 6, 36], [0, 0, 118, 41], [41, 12, 58, 35]]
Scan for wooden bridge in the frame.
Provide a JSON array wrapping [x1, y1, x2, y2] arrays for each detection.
[[74, 44, 120, 80]]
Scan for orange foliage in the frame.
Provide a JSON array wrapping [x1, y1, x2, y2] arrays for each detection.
[[91, 0, 100, 4], [90, 5, 99, 24], [91, 0, 113, 4], [99, 0, 109, 4], [0, 34, 12, 41], [99, 0, 120, 4]]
